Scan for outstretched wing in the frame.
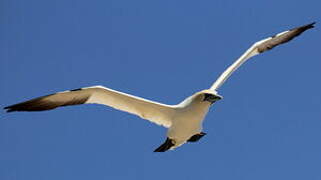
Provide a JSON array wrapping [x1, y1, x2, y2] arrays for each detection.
[[4, 86, 176, 127], [210, 22, 315, 91]]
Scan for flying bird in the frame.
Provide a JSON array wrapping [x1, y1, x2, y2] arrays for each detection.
[[4, 22, 315, 152]]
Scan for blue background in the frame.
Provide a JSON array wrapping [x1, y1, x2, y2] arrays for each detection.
[[1, 0, 320, 179]]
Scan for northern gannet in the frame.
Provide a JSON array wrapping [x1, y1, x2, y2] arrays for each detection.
[[4, 22, 315, 152]]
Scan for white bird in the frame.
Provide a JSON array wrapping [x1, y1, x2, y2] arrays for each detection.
[[4, 22, 315, 152]]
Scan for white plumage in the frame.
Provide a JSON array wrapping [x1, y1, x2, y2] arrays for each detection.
[[5, 22, 315, 152]]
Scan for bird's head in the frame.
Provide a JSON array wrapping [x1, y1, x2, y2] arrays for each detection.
[[200, 90, 223, 104], [178, 90, 223, 107], [188, 90, 223, 106]]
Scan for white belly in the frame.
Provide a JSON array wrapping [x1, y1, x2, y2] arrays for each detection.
[[167, 105, 210, 147]]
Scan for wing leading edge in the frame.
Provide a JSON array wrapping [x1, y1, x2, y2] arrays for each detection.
[[210, 22, 315, 91]]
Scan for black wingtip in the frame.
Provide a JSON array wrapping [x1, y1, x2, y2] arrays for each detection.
[[4, 106, 16, 113], [293, 22, 316, 31], [306, 22, 316, 28]]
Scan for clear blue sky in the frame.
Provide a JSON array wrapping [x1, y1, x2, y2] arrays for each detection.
[[1, 0, 320, 179]]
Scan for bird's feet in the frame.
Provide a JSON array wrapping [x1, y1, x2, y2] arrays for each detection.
[[154, 138, 175, 152], [187, 132, 207, 142]]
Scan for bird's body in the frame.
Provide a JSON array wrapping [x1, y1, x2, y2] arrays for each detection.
[[167, 90, 218, 149], [4, 22, 315, 152]]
